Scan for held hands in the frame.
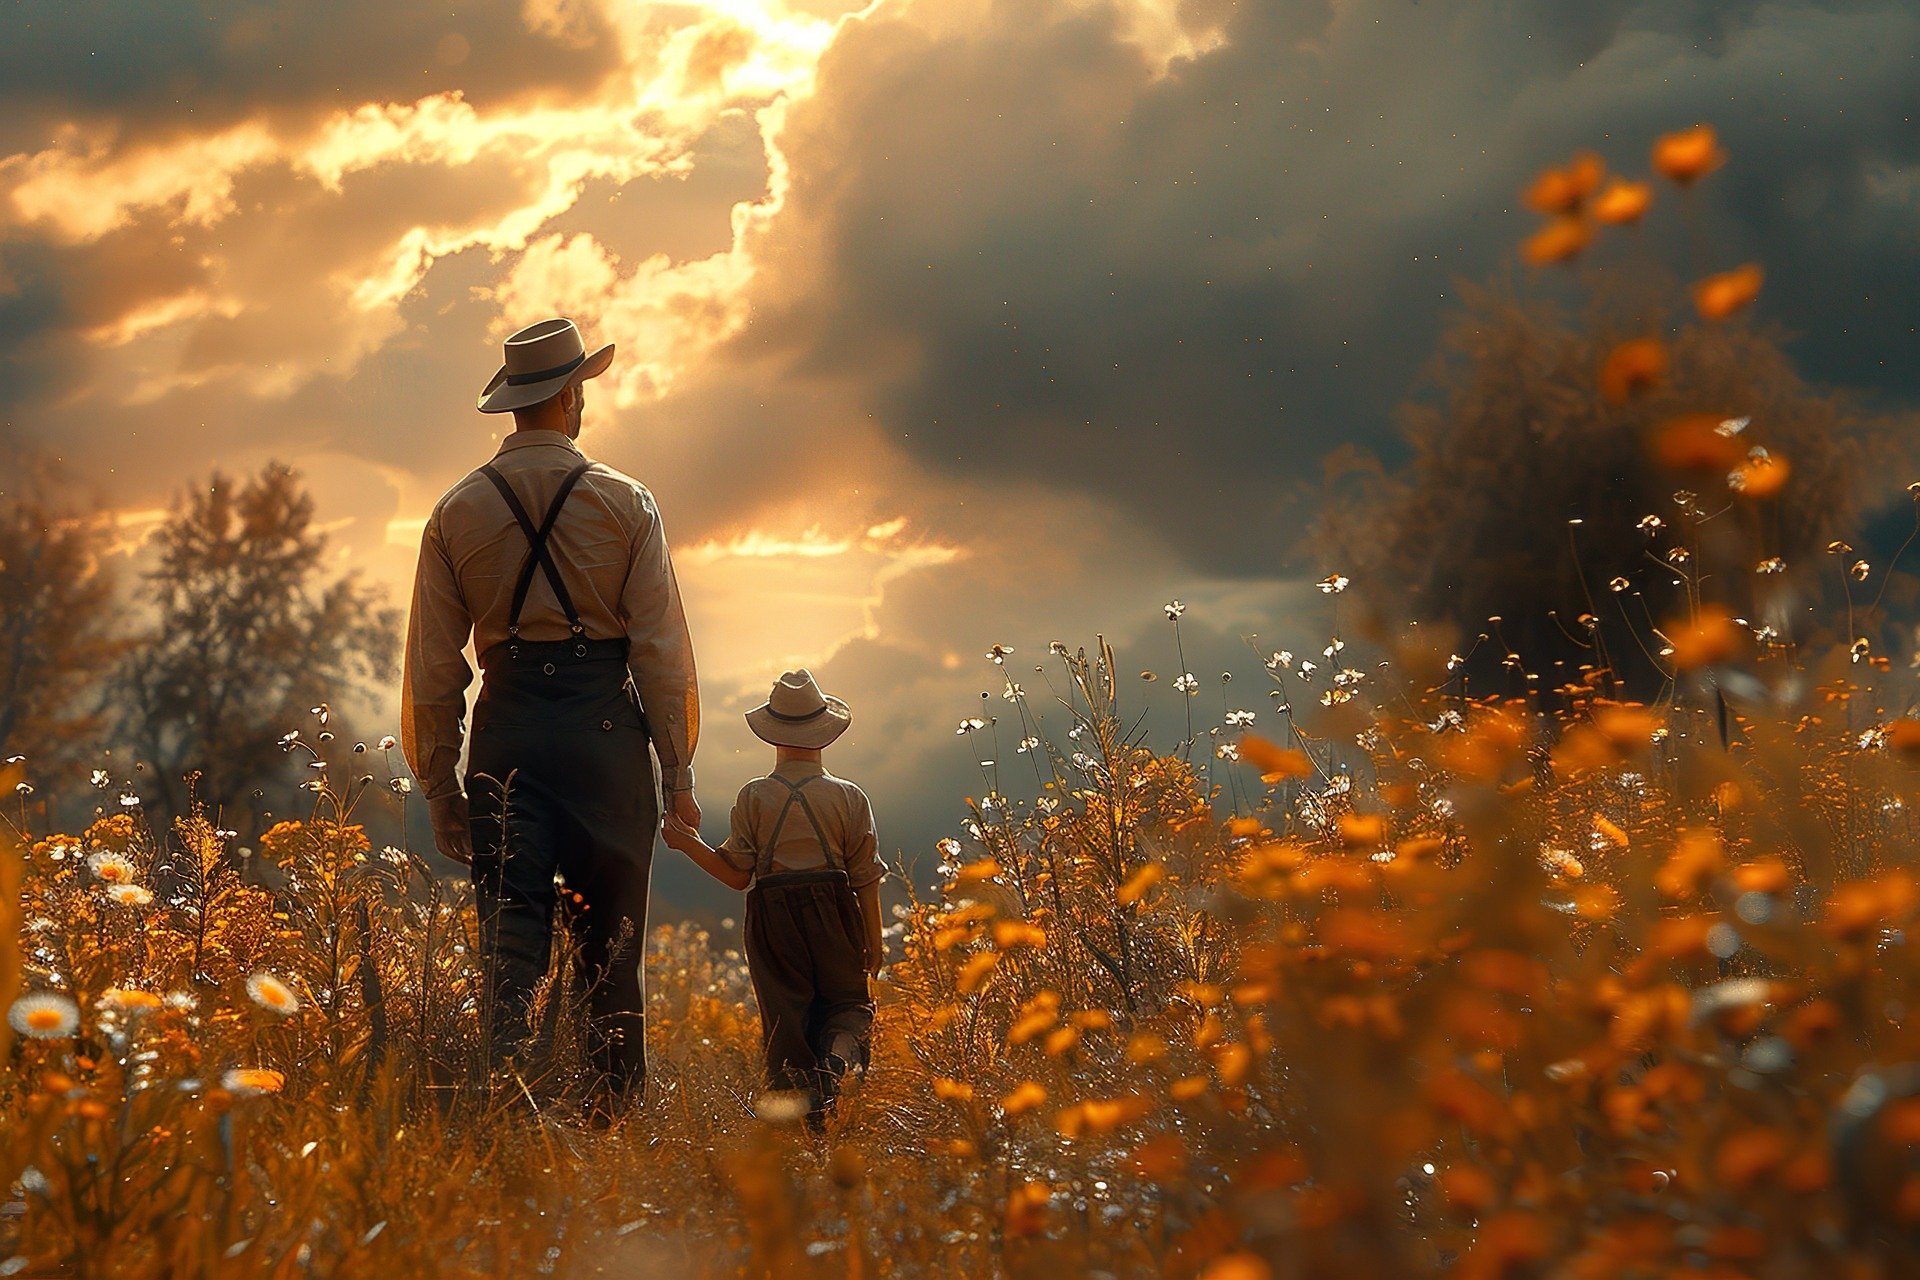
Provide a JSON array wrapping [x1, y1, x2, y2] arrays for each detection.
[[660, 810, 701, 855], [428, 791, 474, 865], [670, 788, 701, 830]]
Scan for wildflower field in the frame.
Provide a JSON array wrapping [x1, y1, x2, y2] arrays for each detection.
[[8, 127, 1920, 1278]]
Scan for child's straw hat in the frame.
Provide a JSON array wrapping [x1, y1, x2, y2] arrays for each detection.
[[746, 669, 851, 748]]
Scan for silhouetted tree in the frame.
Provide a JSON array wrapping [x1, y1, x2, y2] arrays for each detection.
[[0, 433, 127, 793], [1324, 281, 1905, 699], [118, 462, 401, 829]]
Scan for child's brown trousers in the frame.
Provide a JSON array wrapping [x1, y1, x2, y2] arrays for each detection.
[[743, 868, 873, 1112]]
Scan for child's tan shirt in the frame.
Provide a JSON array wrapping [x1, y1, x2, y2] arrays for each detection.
[[716, 759, 884, 888]]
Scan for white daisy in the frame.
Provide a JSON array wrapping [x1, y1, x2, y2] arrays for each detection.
[[8, 992, 80, 1039], [245, 972, 300, 1015]]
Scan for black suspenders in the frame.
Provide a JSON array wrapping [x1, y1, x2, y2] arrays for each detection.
[[479, 461, 592, 640], [753, 773, 844, 878]]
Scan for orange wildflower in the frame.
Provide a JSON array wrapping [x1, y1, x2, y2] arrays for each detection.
[[1665, 606, 1744, 669], [1439, 1164, 1499, 1217], [1009, 1008, 1057, 1046], [1693, 263, 1764, 320], [1591, 178, 1652, 224], [1522, 151, 1605, 215], [1130, 1135, 1188, 1180], [991, 920, 1047, 950], [1116, 862, 1164, 906], [931, 1077, 974, 1103], [1169, 1076, 1210, 1102], [1655, 829, 1724, 900], [1730, 453, 1789, 498], [1212, 1042, 1253, 1087], [1521, 217, 1592, 266], [956, 951, 1000, 994], [1598, 337, 1668, 403], [1886, 719, 1920, 752], [1237, 734, 1313, 781], [1126, 1032, 1169, 1064], [954, 858, 1003, 884], [1732, 857, 1792, 894], [1715, 1129, 1789, 1190], [1055, 1095, 1153, 1137], [1651, 413, 1746, 472], [1337, 813, 1387, 847], [1004, 1181, 1053, 1238], [1199, 1254, 1271, 1280], [1653, 123, 1726, 186]]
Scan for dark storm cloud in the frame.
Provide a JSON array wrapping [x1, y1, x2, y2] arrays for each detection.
[[733, 0, 1920, 573], [0, 0, 623, 152]]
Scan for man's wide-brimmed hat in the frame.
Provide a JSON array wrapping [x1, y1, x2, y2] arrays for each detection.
[[746, 669, 851, 749], [477, 317, 614, 414]]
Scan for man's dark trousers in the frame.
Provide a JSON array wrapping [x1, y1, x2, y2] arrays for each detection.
[[465, 635, 657, 1103]]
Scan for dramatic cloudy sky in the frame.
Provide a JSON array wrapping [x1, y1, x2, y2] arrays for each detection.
[[3, 0, 1917, 910]]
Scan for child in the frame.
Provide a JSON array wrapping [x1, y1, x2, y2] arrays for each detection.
[[661, 669, 885, 1126]]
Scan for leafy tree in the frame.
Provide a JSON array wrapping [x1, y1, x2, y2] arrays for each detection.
[[1324, 281, 1908, 699], [0, 433, 127, 791], [118, 462, 401, 829]]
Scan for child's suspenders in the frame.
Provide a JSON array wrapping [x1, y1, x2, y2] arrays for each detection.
[[752, 773, 845, 879], [748, 774, 870, 968]]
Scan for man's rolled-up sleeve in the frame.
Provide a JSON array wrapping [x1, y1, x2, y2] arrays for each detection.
[[622, 488, 700, 792], [400, 507, 474, 801]]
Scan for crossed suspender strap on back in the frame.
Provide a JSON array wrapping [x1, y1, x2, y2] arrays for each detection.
[[753, 773, 844, 879], [479, 461, 592, 638]]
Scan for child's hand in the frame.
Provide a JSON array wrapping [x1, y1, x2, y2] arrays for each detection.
[[660, 814, 698, 854]]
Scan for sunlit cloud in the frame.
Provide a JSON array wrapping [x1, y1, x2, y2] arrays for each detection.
[[676, 517, 964, 690]]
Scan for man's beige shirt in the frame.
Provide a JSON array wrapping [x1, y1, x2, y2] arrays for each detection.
[[400, 429, 699, 802], [716, 759, 884, 888]]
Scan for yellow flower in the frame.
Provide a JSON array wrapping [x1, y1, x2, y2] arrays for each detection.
[[9, 992, 80, 1039], [1000, 1081, 1048, 1116]]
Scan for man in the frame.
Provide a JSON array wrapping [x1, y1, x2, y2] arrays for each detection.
[[400, 316, 700, 1118]]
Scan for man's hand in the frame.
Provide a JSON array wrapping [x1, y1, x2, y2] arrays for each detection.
[[866, 938, 887, 978], [670, 788, 700, 830], [429, 791, 474, 865]]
